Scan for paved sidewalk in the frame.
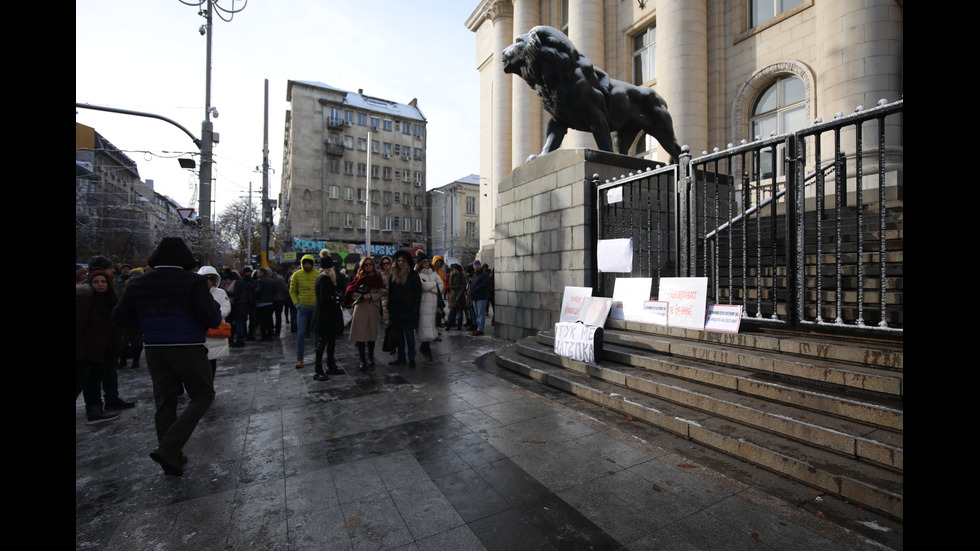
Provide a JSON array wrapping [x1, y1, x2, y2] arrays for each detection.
[[76, 321, 902, 550]]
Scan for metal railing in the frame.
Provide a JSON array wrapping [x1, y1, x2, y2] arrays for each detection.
[[595, 99, 903, 334]]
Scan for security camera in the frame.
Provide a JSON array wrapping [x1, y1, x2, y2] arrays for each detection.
[[199, 25, 207, 36], [209, 107, 219, 118]]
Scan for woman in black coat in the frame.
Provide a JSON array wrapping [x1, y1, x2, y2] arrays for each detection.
[[312, 250, 345, 380], [385, 250, 422, 368], [76, 270, 123, 424]]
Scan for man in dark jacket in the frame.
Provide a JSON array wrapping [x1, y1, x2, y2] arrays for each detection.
[[113, 237, 221, 476]]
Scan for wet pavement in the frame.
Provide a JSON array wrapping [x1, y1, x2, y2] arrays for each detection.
[[76, 319, 902, 550]]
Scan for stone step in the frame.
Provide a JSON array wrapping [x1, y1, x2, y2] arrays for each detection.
[[604, 318, 904, 372], [526, 335, 902, 467], [597, 328, 904, 400], [495, 342, 904, 521], [535, 332, 904, 436]]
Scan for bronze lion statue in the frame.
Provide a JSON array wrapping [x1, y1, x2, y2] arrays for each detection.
[[502, 25, 682, 163]]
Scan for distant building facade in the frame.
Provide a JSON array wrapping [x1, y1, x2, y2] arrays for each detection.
[[465, 0, 903, 264], [75, 122, 186, 264], [279, 81, 429, 265], [427, 174, 481, 266]]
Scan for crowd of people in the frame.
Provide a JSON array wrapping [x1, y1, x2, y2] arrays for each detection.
[[76, 239, 494, 476]]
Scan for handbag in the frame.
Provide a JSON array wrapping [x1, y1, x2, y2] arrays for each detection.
[[206, 322, 232, 338]]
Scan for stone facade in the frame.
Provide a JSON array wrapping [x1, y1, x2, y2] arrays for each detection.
[[466, 0, 903, 264]]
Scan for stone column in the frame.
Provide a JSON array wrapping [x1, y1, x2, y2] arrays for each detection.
[[657, 0, 707, 158], [511, 0, 541, 168], [566, 0, 603, 150], [487, 0, 513, 251]]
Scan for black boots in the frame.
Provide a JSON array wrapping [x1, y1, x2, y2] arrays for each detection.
[[357, 342, 376, 372]]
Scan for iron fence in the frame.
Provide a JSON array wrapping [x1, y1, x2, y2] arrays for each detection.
[[595, 99, 903, 334]]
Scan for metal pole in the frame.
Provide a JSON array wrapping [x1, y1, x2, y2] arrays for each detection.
[[261, 79, 271, 268], [365, 130, 372, 257], [198, 1, 214, 227]]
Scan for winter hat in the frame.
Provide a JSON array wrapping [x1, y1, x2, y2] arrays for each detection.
[[319, 249, 334, 269], [147, 237, 197, 270]]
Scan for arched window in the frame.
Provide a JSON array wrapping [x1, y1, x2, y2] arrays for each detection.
[[750, 76, 805, 178]]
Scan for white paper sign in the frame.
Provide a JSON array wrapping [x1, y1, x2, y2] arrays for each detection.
[[705, 305, 742, 333], [610, 278, 652, 321], [559, 286, 593, 322], [659, 277, 709, 330], [577, 296, 613, 327], [597, 238, 633, 273], [641, 301, 669, 325], [606, 186, 623, 204]]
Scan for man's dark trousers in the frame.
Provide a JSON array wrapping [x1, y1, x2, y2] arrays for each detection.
[[145, 345, 215, 454]]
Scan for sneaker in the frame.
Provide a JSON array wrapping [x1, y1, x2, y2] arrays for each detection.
[[85, 406, 119, 425], [295, 359, 304, 369], [313, 373, 330, 381], [104, 397, 136, 410]]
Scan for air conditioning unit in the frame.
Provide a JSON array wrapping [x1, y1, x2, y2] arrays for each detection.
[[383, 153, 391, 159], [344, 121, 352, 127]]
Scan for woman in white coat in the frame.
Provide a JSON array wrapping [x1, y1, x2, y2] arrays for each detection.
[[198, 266, 232, 377], [415, 253, 443, 364]]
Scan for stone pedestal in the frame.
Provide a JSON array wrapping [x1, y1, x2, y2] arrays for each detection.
[[493, 148, 661, 341]]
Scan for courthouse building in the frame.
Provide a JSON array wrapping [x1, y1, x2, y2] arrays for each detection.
[[465, 0, 903, 264], [279, 81, 429, 263]]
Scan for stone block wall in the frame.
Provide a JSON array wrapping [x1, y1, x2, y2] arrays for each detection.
[[493, 149, 661, 341]]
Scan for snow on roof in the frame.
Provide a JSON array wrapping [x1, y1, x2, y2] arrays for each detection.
[[290, 80, 426, 122]]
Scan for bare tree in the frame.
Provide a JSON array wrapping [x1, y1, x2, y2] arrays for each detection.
[[217, 197, 261, 268]]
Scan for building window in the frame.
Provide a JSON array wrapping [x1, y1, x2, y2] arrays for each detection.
[[394, 192, 401, 204], [328, 185, 339, 199], [383, 191, 392, 205], [358, 138, 367, 151], [383, 119, 393, 131], [345, 187, 354, 200], [466, 196, 477, 215], [383, 143, 393, 158], [357, 188, 366, 202], [402, 217, 411, 232], [466, 221, 478, 240], [358, 113, 368, 126], [345, 111, 355, 125], [415, 218, 423, 233], [751, 76, 805, 178], [328, 108, 342, 127], [371, 190, 380, 203], [402, 122, 411, 135], [414, 172, 423, 187], [383, 167, 392, 180], [372, 140, 380, 154], [749, 0, 803, 28], [358, 163, 367, 177], [414, 125, 423, 139], [632, 24, 656, 85], [414, 148, 422, 160], [371, 165, 380, 179], [344, 135, 354, 149], [383, 216, 392, 231], [328, 159, 340, 173], [371, 117, 380, 131], [344, 213, 354, 228], [414, 195, 422, 208], [327, 212, 340, 228], [344, 161, 355, 175]]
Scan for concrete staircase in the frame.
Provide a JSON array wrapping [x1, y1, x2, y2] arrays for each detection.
[[494, 319, 903, 520]]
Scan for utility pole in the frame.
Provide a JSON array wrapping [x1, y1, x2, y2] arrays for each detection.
[[261, 79, 272, 268], [365, 130, 373, 258], [198, 0, 215, 227]]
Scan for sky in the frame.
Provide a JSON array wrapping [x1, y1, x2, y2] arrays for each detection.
[[76, 0, 482, 223]]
